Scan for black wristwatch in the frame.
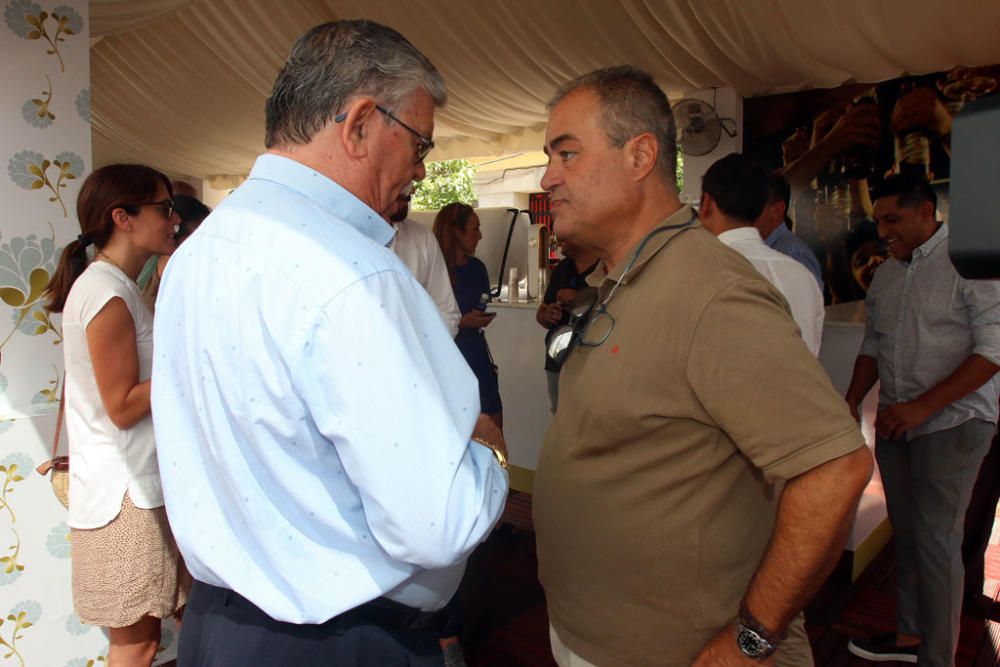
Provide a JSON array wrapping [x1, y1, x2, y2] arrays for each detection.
[[734, 599, 783, 660]]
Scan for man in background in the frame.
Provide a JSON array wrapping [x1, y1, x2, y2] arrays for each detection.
[[754, 172, 824, 291], [170, 179, 198, 199], [535, 240, 599, 412], [389, 189, 461, 337], [845, 175, 1000, 666], [701, 153, 825, 357]]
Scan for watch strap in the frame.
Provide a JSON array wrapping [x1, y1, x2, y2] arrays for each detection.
[[739, 598, 786, 645]]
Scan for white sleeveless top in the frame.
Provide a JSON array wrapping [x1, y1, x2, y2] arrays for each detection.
[[62, 261, 161, 528]]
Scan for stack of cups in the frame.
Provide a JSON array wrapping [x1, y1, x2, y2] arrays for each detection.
[[507, 267, 519, 303]]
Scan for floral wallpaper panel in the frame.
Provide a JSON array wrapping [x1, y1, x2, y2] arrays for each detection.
[[1, 0, 179, 663]]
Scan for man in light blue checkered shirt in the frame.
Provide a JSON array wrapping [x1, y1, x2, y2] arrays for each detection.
[[845, 175, 1000, 667]]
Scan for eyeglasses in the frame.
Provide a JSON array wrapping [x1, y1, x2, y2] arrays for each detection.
[[545, 214, 698, 371], [334, 104, 435, 164], [133, 199, 176, 219]]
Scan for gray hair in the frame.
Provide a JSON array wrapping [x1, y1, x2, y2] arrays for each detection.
[[265, 20, 446, 149], [548, 66, 677, 188]]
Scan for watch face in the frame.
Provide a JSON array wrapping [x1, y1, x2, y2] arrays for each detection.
[[736, 627, 769, 659]]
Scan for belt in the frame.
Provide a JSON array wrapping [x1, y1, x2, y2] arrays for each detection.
[[199, 580, 447, 633]]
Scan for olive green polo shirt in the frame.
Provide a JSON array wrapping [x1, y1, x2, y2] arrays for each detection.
[[533, 206, 865, 667]]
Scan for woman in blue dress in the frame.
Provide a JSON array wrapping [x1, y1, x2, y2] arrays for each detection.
[[433, 202, 503, 428]]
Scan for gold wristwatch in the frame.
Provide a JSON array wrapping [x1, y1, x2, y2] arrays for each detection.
[[472, 436, 508, 470]]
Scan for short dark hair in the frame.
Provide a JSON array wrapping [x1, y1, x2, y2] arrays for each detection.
[[548, 66, 677, 188], [871, 174, 937, 212], [265, 20, 446, 149], [173, 194, 211, 245], [701, 153, 769, 224], [766, 171, 791, 209]]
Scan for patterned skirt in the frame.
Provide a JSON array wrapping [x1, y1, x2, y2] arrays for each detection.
[[71, 493, 191, 628]]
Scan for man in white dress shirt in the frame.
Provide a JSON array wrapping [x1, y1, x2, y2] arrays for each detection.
[[151, 20, 509, 666], [699, 152, 827, 666], [700, 153, 825, 357], [389, 191, 461, 337]]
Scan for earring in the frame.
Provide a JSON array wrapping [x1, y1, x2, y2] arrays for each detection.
[[127, 224, 134, 231]]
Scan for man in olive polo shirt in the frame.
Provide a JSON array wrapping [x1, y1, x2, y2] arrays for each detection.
[[533, 65, 873, 667]]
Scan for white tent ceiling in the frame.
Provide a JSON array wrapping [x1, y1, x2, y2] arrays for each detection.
[[90, 0, 1000, 186]]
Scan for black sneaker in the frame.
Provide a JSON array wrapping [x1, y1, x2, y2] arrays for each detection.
[[847, 633, 919, 663]]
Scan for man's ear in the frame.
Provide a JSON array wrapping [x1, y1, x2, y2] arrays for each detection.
[[626, 132, 659, 181], [772, 200, 788, 224], [699, 192, 711, 215], [338, 97, 378, 160], [917, 200, 936, 224]]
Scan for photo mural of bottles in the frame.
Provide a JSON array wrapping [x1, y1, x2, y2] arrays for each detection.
[[744, 64, 1000, 304]]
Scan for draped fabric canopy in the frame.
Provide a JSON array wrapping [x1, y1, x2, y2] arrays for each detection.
[[90, 0, 1000, 184]]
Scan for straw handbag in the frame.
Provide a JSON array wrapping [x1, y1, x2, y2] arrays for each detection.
[[35, 378, 69, 509]]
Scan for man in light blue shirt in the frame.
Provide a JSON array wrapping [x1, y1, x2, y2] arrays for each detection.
[[754, 172, 824, 291], [151, 20, 509, 666], [845, 176, 1000, 667]]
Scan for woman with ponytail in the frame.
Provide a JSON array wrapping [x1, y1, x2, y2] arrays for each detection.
[[44, 164, 190, 666]]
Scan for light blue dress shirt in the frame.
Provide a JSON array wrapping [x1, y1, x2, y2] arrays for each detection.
[[860, 223, 1000, 440], [764, 223, 823, 290], [151, 154, 508, 624]]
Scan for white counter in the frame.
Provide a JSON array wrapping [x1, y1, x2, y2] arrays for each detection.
[[484, 301, 552, 487]]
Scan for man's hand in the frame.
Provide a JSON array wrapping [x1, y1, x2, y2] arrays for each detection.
[[846, 399, 861, 424], [693, 625, 775, 667], [892, 87, 952, 140], [473, 413, 508, 461], [876, 400, 933, 440], [538, 302, 563, 327], [555, 288, 578, 305], [460, 310, 497, 329]]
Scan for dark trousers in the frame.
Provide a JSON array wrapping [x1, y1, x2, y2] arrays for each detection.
[[876, 420, 995, 667], [179, 580, 446, 666]]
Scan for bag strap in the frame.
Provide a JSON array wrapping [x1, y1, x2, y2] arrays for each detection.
[[36, 374, 66, 476]]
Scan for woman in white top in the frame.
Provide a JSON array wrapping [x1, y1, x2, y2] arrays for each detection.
[[44, 164, 190, 666]]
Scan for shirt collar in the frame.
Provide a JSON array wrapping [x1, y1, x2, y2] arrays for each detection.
[[717, 226, 762, 246], [248, 154, 395, 247], [764, 223, 791, 247], [587, 205, 697, 288], [912, 222, 948, 259]]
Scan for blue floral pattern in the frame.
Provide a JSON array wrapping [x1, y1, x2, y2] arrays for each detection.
[[3, 0, 99, 662], [0, 561, 23, 586], [6, 149, 83, 216], [0, 229, 62, 349], [46, 522, 70, 559], [75, 87, 89, 122], [64, 612, 91, 636], [22, 98, 52, 128], [51, 4, 79, 32], [13, 300, 48, 335], [6, 149, 44, 189], [3, 0, 81, 71], [0, 599, 40, 662], [7, 599, 40, 625], [2, 0, 42, 38]]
